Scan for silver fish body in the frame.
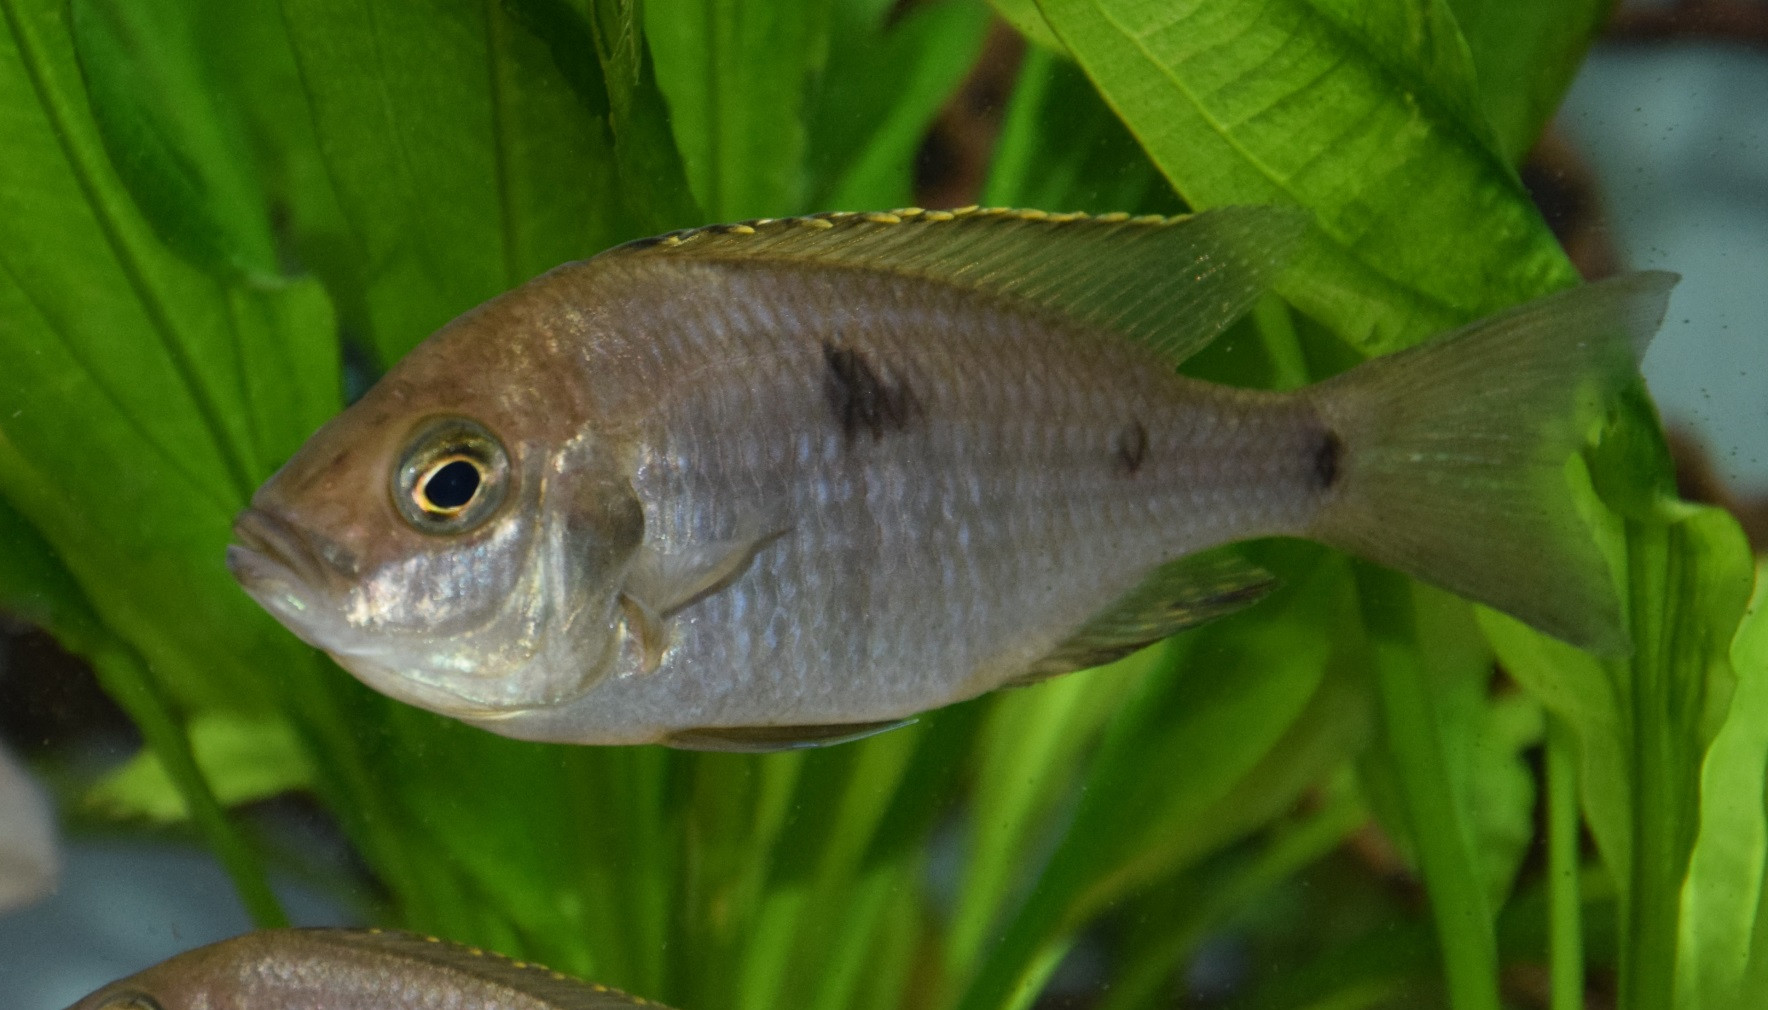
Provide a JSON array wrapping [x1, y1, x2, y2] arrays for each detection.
[[227, 207, 1673, 748], [488, 259, 1316, 744], [63, 928, 669, 1010]]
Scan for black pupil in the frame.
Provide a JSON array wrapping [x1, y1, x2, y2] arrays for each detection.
[[424, 459, 481, 511]]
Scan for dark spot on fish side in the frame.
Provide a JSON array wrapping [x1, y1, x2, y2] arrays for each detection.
[[823, 343, 922, 443], [1314, 428, 1343, 489], [1113, 419, 1149, 476]]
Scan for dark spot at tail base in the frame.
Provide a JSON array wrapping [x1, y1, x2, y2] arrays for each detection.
[[1113, 419, 1149, 476], [1314, 428, 1343, 489], [823, 343, 923, 443]]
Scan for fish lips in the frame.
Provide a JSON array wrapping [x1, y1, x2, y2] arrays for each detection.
[[226, 508, 351, 637]]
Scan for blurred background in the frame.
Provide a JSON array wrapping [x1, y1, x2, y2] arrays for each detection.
[[2, 1, 1764, 1007]]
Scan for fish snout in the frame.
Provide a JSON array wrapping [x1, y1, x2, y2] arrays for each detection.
[[228, 508, 357, 592]]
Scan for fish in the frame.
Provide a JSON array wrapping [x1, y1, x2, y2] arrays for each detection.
[[225, 205, 1675, 749], [0, 741, 57, 913], [62, 927, 671, 1010]]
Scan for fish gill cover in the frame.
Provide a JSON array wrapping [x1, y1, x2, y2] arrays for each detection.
[[0, 1, 1761, 1010]]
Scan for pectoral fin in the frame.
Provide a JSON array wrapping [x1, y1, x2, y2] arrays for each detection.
[[667, 718, 914, 752], [1018, 548, 1278, 684], [626, 527, 789, 618], [615, 528, 789, 674]]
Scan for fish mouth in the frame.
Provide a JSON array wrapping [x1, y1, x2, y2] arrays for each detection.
[[226, 508, 337, 599]]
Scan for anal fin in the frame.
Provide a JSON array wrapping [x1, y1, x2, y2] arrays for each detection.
[[1016, 547, 1278, 685], [666, 718, 914, 752], [617, 526, 790, 674]]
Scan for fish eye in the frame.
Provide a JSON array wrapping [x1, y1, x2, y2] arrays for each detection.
[[394, 418, 510, 534]]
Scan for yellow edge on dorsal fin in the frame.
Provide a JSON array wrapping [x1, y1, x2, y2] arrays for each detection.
[[607, 205, 1308, 365]]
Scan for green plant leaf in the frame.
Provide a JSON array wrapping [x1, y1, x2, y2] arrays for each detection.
[[0, 0, 389, 929], [1677, 563, 1768, 1009], [0, 495, 290, 925], [989, 0, 1062, 51], [1354, 578, 1540, 963], [982, 44, 1184, 216], [87, 711, 313, 822], [67, 0, 280, 283], [954, 556, 1364, 1010], [806, 0, 989, 210], [0, 495, 108, 656], [508, 0, 700, 234], [1355, 571, 1503, 1010], [0, 0, 338, 712], [1094, 776, 1367, 1010], [1483, 499, 1755, 1009], [1444, 0, 1608, 163], [944, 659, 1149, 984], [278, 0, 638, 364], [645, 0, 835, 220], [1033, 0, 1576, 351]]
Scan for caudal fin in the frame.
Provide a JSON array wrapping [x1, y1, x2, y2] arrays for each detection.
[[1305, 272, 1677, 655]]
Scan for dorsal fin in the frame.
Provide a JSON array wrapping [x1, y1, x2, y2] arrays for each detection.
[[296, 928, 672, 1009], [1017, 548, 1279, 683], [608, 205, 1306, 363]]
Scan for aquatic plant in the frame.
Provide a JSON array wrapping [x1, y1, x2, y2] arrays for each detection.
[[0, 0, 1761, 1008]]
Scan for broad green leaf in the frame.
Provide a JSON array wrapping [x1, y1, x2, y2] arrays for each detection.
[[509, 0, 700, 234], [0, 0, 375, 928], [87, 711, 313, 822], [1445, 0, 1608, 163], [0, 0, 338, 712], [68, 0, 280, 283], [0, 495, 108, 657], [1678, 563, 1768, 1010], [278, 0, 636, 364], [190, 0, 367, 310], [645, 0, 835, 220], [1462, 689, 1541, 905], [806, 0, 989, 210], [1033, 0, 1577, 351], [1614, 502, 1753, 1009], [988, 0, 1062, 51], [1484, 499, 1754, 1009]]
